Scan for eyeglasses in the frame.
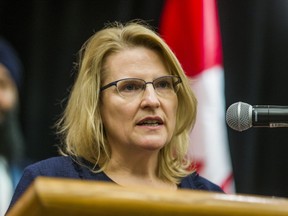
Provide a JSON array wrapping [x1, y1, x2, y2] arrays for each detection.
[[100, 75, 182, 98]]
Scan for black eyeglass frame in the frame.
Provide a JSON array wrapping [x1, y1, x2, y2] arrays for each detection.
[[100, 75, 182, 93]]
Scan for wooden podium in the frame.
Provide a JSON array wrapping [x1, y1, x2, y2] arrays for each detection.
[[7, 177, 288, 216]]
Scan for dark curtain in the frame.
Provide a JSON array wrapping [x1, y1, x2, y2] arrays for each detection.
[[1, 0, 288, 198], [218, 0, 288, 197]]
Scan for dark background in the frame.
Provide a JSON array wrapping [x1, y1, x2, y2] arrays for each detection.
[[1, 0, 288, 198]]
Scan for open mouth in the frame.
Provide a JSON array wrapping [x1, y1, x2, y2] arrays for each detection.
[[137, 118, 163, 126]]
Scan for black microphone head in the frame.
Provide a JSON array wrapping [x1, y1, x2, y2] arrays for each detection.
[[226, 102, 252, 131]]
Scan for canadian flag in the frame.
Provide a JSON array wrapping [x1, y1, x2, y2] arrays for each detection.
[[160, 0, 234, 193]]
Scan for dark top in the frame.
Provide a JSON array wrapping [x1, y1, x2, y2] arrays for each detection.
[[8, 156, 223, 211]]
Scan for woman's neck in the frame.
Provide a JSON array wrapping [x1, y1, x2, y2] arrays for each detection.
[[104, 152, 176, 190], [106, 151, 158, 177]]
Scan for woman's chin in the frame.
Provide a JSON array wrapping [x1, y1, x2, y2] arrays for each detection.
[[137, 140, 167, 151]]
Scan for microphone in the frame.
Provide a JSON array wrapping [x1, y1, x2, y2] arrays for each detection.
[[226, 102, 288, 131]]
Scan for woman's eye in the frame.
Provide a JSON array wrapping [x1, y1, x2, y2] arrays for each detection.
[[119, 81, 142, 92], [156, 80, 172, 89]]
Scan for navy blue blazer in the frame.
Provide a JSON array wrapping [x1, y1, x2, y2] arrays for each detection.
[[8, 156, 223, 210]]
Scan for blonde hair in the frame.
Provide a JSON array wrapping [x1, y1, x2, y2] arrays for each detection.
[[57, 21, 197, 184]]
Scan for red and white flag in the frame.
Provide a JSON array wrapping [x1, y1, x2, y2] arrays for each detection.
[[160, 0, 234, 193]]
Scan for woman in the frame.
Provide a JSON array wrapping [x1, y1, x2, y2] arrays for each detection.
[[8, 21, 223, 211]]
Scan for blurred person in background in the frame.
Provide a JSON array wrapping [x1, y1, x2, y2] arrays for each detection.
[[0, 37, 25, 215]]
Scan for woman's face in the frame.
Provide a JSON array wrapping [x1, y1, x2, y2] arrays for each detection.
[[100, 47, 178, 154]]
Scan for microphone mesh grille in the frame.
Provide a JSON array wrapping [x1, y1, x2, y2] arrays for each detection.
[[226, 102, 251, 131]]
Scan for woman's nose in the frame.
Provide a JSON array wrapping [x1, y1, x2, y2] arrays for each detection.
[[140, 84, 160, 108]]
